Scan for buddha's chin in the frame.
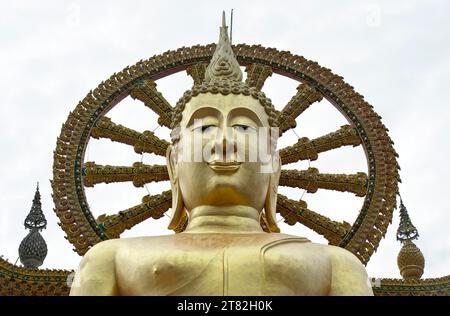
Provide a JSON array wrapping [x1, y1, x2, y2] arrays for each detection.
[[206, 179, 243, 193], [179, 162, 268, 207], [199, 181, 262, 206]]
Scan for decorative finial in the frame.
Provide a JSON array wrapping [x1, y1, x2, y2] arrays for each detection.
[[396, 198, 419, 242], [222, 10, 226, 28], [18, 184, 48, 269], [204, 11, 243, 83], [395, 195, 425, 280], [24, 184, 47, 231], [230, 9, 234, 44]]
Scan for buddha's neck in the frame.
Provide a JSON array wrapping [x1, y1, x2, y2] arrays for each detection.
[[183, 205, 264, 233]]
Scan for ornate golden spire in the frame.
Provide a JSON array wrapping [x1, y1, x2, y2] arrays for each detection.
[[396, 198, 419, 242], [396, 197, 425, 280], [204, 11, 243, 83], [24, 182, 47, 231], [19, 183, 48, 269]]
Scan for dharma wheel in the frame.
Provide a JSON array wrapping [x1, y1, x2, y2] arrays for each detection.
[[52, 44, 399, 265]]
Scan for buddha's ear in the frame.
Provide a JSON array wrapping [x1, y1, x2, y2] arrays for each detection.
[[264, 153, 281, 233], [166, 145, 185, 231]]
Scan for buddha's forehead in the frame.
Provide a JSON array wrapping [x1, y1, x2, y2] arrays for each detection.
[[179, 93, 270, 127]]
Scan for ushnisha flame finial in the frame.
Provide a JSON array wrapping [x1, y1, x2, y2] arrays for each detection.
[[204, 11, 243, 83]]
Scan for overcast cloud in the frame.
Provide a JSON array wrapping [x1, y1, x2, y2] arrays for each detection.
[[0, 0, 449, 281]]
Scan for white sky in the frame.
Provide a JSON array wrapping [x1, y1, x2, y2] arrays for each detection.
[[0, 0, 449, 281]]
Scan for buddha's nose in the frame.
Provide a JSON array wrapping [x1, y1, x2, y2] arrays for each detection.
[[216, 129, 236, 158], [221, 136, 229, 156]]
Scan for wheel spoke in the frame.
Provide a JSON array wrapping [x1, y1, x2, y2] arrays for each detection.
[[245, 63, 273, 90], [90, 117, 169, 156], [279, 168, 368, 197], [186, 63, 207, 84], [277, 83, 323, 133], [279, 125, 361, 164], [277, 194, 351, 245], [96, 190, 172, 238], [130, 79, 173, 128], [83, 162, 169, 187]]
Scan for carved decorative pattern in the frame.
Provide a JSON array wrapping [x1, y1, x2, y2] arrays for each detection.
[[0, 257, 71, 296], [279, 125, 361, 164], [90, 116, 169, 156], [277, 194, 351, 245], [372, 275, 450, 296], [279, 168, 367, 197], [83, 162, 169, 187], [186, 63, 207, 84], [130, 79, 173, 128], [277, 84, 323, 133], [245, 63, 273, 90], [96, 190, 172, 238]]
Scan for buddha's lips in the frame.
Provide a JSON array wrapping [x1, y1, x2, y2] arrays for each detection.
[[207, 161, 242, 171]]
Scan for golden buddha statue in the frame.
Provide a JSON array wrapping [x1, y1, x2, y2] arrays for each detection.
[[70, 14, 373, 296]]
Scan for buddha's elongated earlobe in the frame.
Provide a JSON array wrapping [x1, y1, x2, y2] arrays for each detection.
[[166, 145, 186, 231], [264, 153, 281, 233]]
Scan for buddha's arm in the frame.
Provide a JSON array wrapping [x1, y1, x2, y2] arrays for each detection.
[[69, 240, 118, 296], [326, 246, 374, 296]]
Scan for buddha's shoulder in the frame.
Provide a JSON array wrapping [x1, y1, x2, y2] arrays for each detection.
[[83, 235, 173, 259], [265, 233, 362, 264], [83, 233, 361, 267]]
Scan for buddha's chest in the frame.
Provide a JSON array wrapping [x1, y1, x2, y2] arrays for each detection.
[[115, 236, 331, 295]]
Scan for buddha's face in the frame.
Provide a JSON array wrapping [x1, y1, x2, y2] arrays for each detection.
[[169, 93, 279, 213]]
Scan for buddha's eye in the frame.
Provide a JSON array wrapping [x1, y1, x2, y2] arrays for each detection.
[[232, 124, 255, 132], [194, 125, 216, 133]]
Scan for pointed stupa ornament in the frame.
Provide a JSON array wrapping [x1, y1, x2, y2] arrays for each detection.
[[24, 182, 47, 231], [395, 196, 425, 280], [18, 183, 48, 269], [204, 11, 243, 83], [396, 198, 419, 242]]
